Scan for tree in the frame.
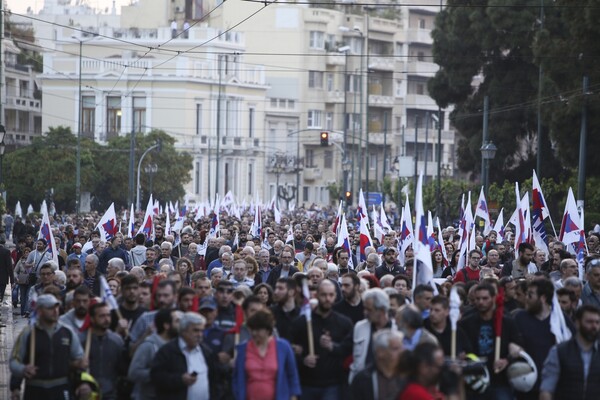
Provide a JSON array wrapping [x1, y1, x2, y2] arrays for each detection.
[[92, 130, 192, 209], [4, 126, 100, 211], [429, 0, 563, 184], [4, 127, 192, 212], [535, 0, 600, 177]]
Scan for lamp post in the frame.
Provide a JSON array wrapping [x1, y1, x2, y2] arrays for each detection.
[[0, 124, 5, 191], [144, 163, 158, 201], [136, 142, 160, 211], [342, 158, 351, 210], [480, 141, 497, 197]]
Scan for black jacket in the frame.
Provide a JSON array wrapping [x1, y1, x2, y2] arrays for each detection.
[[150, 338, 219, 400], [0, 245, 14, 286], [266, 265, 299, 288]]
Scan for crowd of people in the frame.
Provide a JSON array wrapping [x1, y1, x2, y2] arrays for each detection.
[[3, 207, 600, 400]]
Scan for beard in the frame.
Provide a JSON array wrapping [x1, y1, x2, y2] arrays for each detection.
[[526, 299, 542, 315], [580, 326, 600, 342]]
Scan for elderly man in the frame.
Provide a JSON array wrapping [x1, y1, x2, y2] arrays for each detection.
[[350, 329, 405, 400], [229, 259, 255, 288], [159, 241, 178, 266], [349, 288, 393, 383], [83, 254, 102, 296], [255, 249, 272, 284], [150, 312, 218, 400], [207, 249, 233, 278], [267, 250, 299, 287], [98, 236, 130, 274], [106, 257, 125, 279], [581, 258, 600, 308], [359, 252, 380, 274]]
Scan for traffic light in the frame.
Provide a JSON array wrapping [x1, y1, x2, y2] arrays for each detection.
[[345, 190, 352, 205], [320, 131, 329, 147]]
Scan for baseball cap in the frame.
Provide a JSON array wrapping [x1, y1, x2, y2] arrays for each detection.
[[36, 294, 61, 309], [199, 297, 217, 311], [72, 243, 82, 249]]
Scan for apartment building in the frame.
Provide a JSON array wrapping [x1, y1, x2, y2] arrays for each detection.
[[38, 23, 268, 203]]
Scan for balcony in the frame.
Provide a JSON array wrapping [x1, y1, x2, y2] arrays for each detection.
[[406, 29, 433, 45], [368, 56, 395, 72], [368, 94, 395, 108], [406, 60, 438, 77], [304, 167, 322, 181], [405, 93, 438, 111], [326, 53, 345, 66], [5, 96, 41, 111], [325, 90, 344, 104]]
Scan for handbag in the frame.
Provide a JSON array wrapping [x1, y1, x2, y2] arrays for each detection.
[[17, 272, 29, 285]]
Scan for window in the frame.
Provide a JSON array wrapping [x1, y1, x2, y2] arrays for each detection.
[[288, 100, 295, 109], [350, 37, 363, 54], [417, 51, 425, 61], [308, 71, 323, 89], [248, 107, 255, 137], [324, 150, 333, 169], [309, 31, 325, 49], [196, 104, 202, 135], [248, 162, 253, 195], [195, 161, 201, 195], [81, 95, 95, 137], [305, 149, 315, 167], [307, 110, 322, 128], [303, 186, 309, 202], [419, 19, 426, 29], [395, 79, 403, 97], [370, 153, 377, 169], [326, 112, 334, 130], [270, 98, 277, 107], [106, 96, 121, 137], [133, 97, 146, 133], [326, 73, 334, 92], [349, 75, 361, 92], [416, 83, 425, 95]]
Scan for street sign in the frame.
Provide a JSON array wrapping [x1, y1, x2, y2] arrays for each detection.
[[366, 192, 383, 207]]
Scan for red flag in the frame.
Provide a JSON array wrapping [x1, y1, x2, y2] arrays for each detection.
[[494, 287, 505, 340], [150, 275, 162, 311], [79, 298, 98, 332], [226, 305, 244, 334], [191, 295, 200, 313]]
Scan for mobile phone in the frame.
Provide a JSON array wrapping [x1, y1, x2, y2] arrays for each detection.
[[191, 371, 198, 377]]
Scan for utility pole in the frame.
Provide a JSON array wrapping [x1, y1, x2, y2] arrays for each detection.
[[436, 107, 442, 218], [577, 76, 588, 209], [414, 115, 419, 192], [536, 0, 544, 177], [382, 111, 388, 184], [215, 54, 223, 200], [424, 111, 429, 185], [75, 39, 82, 215], [481, 96, 489, 192]]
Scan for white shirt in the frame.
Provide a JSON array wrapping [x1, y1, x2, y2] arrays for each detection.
[[178, 338, 209, 400]]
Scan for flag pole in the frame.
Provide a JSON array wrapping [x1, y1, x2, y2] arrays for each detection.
[[307, 319, 315, 357], [84, 329, 92, 370], [29, 327, 35, 365]]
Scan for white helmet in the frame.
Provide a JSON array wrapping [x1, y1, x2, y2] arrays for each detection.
[[507, 351, 538, 393], [463, 354, 490, 394]]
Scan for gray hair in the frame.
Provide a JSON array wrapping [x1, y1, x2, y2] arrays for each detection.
[[108, 257, 125, 271], [179, 312, 206, 333], [362, 288, 390, 313], [372, 328, 404, 352], [379, 274, 394, 288], [242, 246, 255, 256], [211, 267, 224, 277], [396, 305, 423, 330], [86, 254, 99, 266], [367, 252, 381, 267], [218, 246, 232, 257], [258, 249, 270, 257], [158, 258, 174, 269], [54, 270, 67, 286], [160, 241, 173, 251], [313, 259, 328, 271], [563, 276, 583, 289]]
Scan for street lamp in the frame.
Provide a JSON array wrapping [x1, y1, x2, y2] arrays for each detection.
[[144, 163, 158, 201], [136, 141, 161, 211], [480, 141, 497, 196], [71, 34, 99, 214], [342, 159, 352, 209], [0, 124, 6, 190]]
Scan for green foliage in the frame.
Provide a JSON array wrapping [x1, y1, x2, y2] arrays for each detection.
[[429, 0, 563, 184], [328, 182, 342, 203], [4, 127, 192, 212]]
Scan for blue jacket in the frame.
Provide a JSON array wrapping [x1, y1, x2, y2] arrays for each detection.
[[232, 338, 301, 400]]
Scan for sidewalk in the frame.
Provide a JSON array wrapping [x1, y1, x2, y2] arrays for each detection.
[[0, 290, 27, 396]]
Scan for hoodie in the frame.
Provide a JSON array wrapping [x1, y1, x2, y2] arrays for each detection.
[[130, 245, 147, 267]]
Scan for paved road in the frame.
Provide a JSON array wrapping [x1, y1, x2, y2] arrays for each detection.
[[0, 289, 27, 397]]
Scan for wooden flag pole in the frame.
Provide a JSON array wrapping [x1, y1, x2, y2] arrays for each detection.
[[450, 329, 457, 360], [307, 319, 315, 357], [84, 328, 92, 371]]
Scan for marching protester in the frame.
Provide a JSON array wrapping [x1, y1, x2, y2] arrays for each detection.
[[7, 180, 600, 400]]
